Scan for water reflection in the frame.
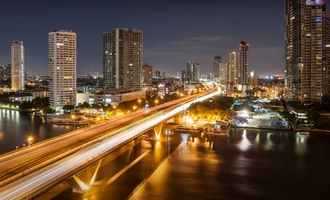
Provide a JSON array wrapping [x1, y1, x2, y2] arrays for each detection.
[[237, 129, 251, 152], [0, 109, 74, 154], [295, 132, 309, 156], [36, 128, 330, 200]]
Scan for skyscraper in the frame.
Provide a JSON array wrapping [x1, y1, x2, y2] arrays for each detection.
[[103, 28, 143, 92], [186, 61, 200, 83], [48, 30, 77, 109], [239, 41, 249, 86], [227, 51, 239, 87], [0, 64, 11, 84], [142, 64, 153, 86], [10, 41, 24, 91], [213, 56, 222, 80], [285, 0, 330, 103]]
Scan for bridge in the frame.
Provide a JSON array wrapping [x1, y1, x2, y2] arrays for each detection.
[[0, 90, 219, 200]]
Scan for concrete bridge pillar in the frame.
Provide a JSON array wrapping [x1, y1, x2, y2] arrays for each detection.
[[153, 123, 164, 140], [72, 159, 102, 193]]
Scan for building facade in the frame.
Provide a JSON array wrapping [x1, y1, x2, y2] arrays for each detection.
[[142, 64, 153, 86], [213, 56, 222, 80], [48, 30, 77, 109], [239, 41, 249, 86], [285, 0, 330, 103], [103, 28, 143, 92], [11, 41, 24, 91], [0, 64, 11, 83], [228, 51, 238, 86], [186, 61, 200, 83]]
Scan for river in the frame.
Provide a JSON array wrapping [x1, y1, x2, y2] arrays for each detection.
[[0, 109, 73, 154], [37, 128, 330, 200]]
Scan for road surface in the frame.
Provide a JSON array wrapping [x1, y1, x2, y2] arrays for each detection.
[[0, 90, 219, 200]]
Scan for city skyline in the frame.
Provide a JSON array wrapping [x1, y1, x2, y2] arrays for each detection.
[[0, 0, 293, 76], [1, 1, 330, 199]]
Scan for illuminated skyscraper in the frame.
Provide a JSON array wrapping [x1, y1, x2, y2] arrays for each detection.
[[48, 30, 77, 109], [213, 56, 222, 80], [142, 64, 153, 86], [239, 41, 249, 86], [285, 0, 330, 103], [103, 28, 143, 92], [228, 51, 238, 86], [10, 40, 24, 91], [186, 61, 200, 83]]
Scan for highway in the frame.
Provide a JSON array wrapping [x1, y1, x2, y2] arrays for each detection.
[[0, 90, 219, 200], [0, 92, 199, 186]]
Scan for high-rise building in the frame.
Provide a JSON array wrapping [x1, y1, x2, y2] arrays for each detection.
[[239, 41, 249, 86], [228, 51, 239, 86], [0, 64, 11, 83], [324, 12, 330, 96], [285, 0, 330, 103], [11, 41, 24, 91], [142, 64, 153, 86], [186, 61, 200, 83], [213, 56, 222, 80], [181, 70, 186, 83], [154, 70, 161, 79], [103, 28, 143, 92], [48, 30, 77, 109]]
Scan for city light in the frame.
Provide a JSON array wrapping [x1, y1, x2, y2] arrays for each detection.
[[26, 135, 35, 145], [0, 1, 330, 199]]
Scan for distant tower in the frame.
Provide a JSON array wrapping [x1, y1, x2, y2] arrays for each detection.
[[239, 41, 249, 86], [48, 30, 77, 109], [228, 51, 238, 86], [103, 28, 143, 92], [142, 64, 153, 86], [11, 40, 24, 91], [186, 61, 200, 83], [213, 56, 222, 80]]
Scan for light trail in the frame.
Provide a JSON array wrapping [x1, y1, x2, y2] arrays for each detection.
[[0, 90, 219, 200], [106, 150, 151, 185]]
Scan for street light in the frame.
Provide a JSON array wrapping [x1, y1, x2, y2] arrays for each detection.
[[27, 135, 35, 145]]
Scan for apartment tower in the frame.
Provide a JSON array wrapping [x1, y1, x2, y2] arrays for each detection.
[[285, 0, 330, 103], [103, 28, 143, 92], [48, 30, 77, 109], [11, 40, 24, 91]]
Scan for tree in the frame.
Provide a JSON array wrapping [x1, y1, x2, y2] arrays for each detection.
[[32, 97, 50, 112], [63, 105, 75, 113]]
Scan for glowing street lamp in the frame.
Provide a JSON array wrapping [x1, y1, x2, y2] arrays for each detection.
[[132, 105, 138, 111], [27, 135, 35, 145]]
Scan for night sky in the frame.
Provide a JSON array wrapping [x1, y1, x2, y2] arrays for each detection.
[[0, 0, 289, 76]]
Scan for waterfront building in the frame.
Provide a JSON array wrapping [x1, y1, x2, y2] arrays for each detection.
[[285, 0, 330, 103], [239, 41, 249, 86], [48, 30, 77, 109], [227, 51, 238, 87], [10, 41, 24, 91], [0, 64, 11, 84]]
